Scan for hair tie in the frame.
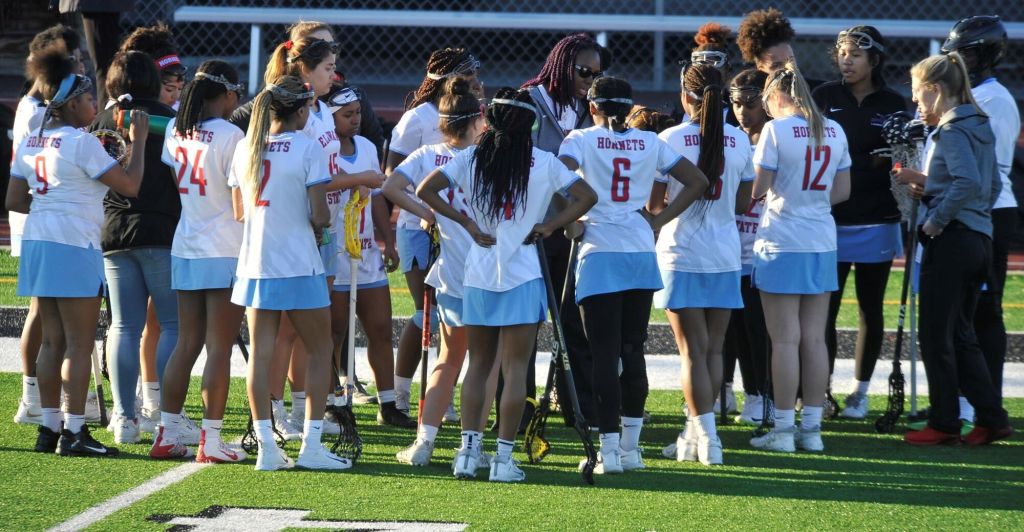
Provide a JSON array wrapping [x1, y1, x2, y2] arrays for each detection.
[[284, 40, 294, 50], [117, 94, 133, 104], [490, 98, 537, 115]]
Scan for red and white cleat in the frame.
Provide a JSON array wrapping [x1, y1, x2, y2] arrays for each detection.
[[149, 426, 195, 459], [196, 431, 247, 463]]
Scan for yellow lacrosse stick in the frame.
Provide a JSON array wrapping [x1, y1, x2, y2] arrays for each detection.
[[344, 189, 371, 260]]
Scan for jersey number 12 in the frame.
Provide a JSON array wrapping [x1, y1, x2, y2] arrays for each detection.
[[802, 146, 831, 191]]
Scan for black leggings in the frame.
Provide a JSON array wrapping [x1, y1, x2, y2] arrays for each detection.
[[723, 275, 770, 395], [974, 207, 1018, 401], [826, 260, 893, 382], [579, 289, 652, 433]]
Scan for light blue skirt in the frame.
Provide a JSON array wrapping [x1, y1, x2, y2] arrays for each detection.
[[836, 224, 903, 263], [397, 227, 430, 273], [463, 278, 547, 326], [752, 250, 839, 295], [231, 274, 330, 310], [172, 256, 237, 291], [437, 292, 464, 328], [319, 233, 338, 278], [332, 278, 389, 292], [655, 270, 743, 310], [575, 251, 663, 304], [17, 240, 106, 298]]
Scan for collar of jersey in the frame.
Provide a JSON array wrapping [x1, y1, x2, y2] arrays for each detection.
[[340, 139, 359, 162]]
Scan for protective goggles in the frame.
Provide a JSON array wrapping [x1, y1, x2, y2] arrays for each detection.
[[691, 50, 729, 70], [729, 86, 762, 106], [836, 30, 885, 52], [194, 72, 245, 95], [427, 54, 481, 80]]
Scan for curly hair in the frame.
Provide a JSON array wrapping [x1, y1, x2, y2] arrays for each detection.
[[694, 22, 731, 53], [737, 8, 794, 64], [119, 23, 177, 60], [626, 106, 676, 134]]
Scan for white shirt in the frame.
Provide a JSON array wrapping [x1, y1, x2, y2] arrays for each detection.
[[753, 115, 852, 253], [303, 101, 343, 232], [441, 147, 579, 292], [657, 121, 754, 273], [162, 117, 245, 259], [537, 85, 578, 134], [972, 78, 1019, 210], [9, 96, 47, 245], [334, 136, 385, 285], [10, 126, 116, 249], [390, 102, 443, 230], [558, 126, 679, 258], [396, 142, 473, 298], [228, 132, 331, 279]]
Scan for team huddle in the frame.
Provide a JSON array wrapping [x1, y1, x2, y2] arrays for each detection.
[[7, 8, 1017, 483]]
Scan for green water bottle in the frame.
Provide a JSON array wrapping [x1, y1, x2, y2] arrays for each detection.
[[115, 109, 170, 136]]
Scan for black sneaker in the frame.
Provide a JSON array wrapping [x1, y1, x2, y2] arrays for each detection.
[[57, 426, 120, 457], [35, 426, 61, 453], [377, 402, 416, 429]]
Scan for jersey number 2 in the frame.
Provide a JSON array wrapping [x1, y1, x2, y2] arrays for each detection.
[[611, 157, 630, 202], [802, 146, 831, 191], [256, 160, 272, 207]]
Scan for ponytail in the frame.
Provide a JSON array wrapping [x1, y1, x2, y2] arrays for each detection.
[[438, 76, 482, 140], [587, 76, 633, 131], [764, 61, 826, 146], [176, 60, 239, 138], [244, 76, 312, 207], [683, 63, 725, 200], [911, 52, 986, 117], [471, 87, 535, 222], [264, 37, 334, 88]]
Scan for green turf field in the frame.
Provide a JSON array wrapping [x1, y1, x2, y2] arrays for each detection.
[[1, 250, 1023, 331], [1, 373, 1022, 530]]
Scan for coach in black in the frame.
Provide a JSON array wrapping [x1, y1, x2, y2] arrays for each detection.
[[812, 26, 907, 420]]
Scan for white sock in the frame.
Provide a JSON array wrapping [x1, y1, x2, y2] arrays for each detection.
[[697, 412, 718, 440], [142, 382, 161, 410], [417, 424, 439, 445], [202, 419, 222, 444], [685, 417, 697, 440], [460, 430, 482, 452], [64, 413, 85, 434], [41, 408, 61, 432], [22, 376, 40, 405], [302, 419, 323, 448], [801, 406, 823, 430], [394, 376, 412, 397], [325, 393, 335, 407], [291, 391, 306, 410], [160, 411, 183, 436], [775, 409, 796, 430], [959, 396, 975, 422], [378, 389, 396, 404], [599, 432, 620, 454], [496, 438, 515, 460], [855, 380, 870, 395], [620, 416, 643, 451], [254, 419, 276, 447]]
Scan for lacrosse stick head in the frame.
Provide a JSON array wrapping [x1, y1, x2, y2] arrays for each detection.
[[875, 369, 906, 433], [92, 129, 129, 167], [241, 417, 259, 455], [344, 190, 370, 259], [577, 428, 596, 485], [523, 397, 551, 464], [328, 404, 363, 461]]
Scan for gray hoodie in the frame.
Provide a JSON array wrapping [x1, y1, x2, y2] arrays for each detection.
[[526, 85, 592, 154], [923, 104, 1001, 237]]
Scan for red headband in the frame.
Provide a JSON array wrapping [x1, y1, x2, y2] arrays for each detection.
[[155, 54, 182, 70]]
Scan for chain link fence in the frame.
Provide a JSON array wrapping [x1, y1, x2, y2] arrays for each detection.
[[125, 1, 1024, 103]]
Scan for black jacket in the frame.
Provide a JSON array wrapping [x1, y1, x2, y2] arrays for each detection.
[[90, 99, 181, 253], [812, 80, 908, 225]]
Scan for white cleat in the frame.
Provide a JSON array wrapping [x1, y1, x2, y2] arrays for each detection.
[[715, 384, 739, 415], [452, 448, 479, 479], [178, 413, 201, 446], [839, 393, 868, 420], [396, 439, 434, 466], [255, 445, 295, 471], [795, 426, 824, 452], [620, 447, 645, 471], [489, 455, 526, 483], [197, 433, 247, 464], [322, 417, 341, 436], [84, 391, 102, 422], [662, 433, 681, 459], [272, 402, 302, 441], [139, 407, 160, 434], [698, 435, 724, 466], [297, 443, 352, 470], [443, 402, 460, 424], [476, 450, 493, 471], [738, 394, 763, 425], [110, 414, 141, 444], [751, 426, 797, 453], [287, 405, 306, 431], [14, 400, 42, 425], [583, 449, 623, 475], [395, 390, 411, 414]]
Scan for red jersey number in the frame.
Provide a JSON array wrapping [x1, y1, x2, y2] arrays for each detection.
[[802, 146, 831, 191], [611, 157, 631, 202], [256, 160, 271, 207], [174, 147, 207, 196], [33, 156, 49, 195]]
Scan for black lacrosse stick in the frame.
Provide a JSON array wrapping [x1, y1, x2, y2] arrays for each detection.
[[236, 335, 287, 455], [329, 358, 363, 461], [753, 344, 774, 437]]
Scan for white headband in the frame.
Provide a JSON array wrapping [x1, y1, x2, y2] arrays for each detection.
[[490, 98, 536, 115]]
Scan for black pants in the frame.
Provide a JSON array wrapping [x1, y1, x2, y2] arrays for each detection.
[[918, 224, 1008, 433], [579, 289, 652, 433], [825, 260, 893, 380], [723, 275, 769, 395], [973, 207, 1018, 401], [80, 12, 122, 104]]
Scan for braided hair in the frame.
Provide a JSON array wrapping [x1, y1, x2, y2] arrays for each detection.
[[406, 47, 479, 110], [471, 87, 535, 222], [737, 8, 794, 65], [522, 33, 608, 118], [175, 60, 239, 138], [682, 63, 725, 202], [244, 76, 313, 206]]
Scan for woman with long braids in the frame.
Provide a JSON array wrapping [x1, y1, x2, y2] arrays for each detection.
[[749, 62, 851, 453], [560, 76, 708, 473], [387, 47, 483, 419], [149, 60, 247, 462], [228, 75, 344, 471], [655, 64, 751, 466], [417, 88, 596, 483]]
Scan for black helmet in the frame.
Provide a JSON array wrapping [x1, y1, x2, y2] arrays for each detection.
[[941, 16, 1007, 73]]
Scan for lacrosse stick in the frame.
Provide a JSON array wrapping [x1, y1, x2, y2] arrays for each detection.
[[330, 190, 369, 461], [91, 129, 129, 167], [753, 339, 774, 437], [236, 334, 287, 455], [527, 240, 597, 485], [417, 226, 441, 425], [89, 339, 109, 428]]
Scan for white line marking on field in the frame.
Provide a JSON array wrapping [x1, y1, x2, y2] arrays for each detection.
[[48, 462, 209, 531]]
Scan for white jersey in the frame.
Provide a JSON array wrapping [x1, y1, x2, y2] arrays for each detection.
[[302, 100, 343, 232], [396, 142, 473, 298], [972, 78, 1019, 210], [656, 121, 754, 273], [390, 103, 442, 231], [228, 132, 330, 279], [753, 115, 851, 253], [735, 142, 762, 269], [9, 96, 47, 253], [441, 147, 579, 292], [334, 136, 387, 286], [162, 117, 245, 259], [10, 126, 117, 249], [558, 126, 680, 259]]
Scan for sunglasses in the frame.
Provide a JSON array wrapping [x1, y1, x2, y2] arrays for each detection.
[[574, 64, 604, 80], [836, 30, 885, 52]]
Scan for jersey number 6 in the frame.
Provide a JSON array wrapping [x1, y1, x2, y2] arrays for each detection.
[[611, 157, 631, 202]]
